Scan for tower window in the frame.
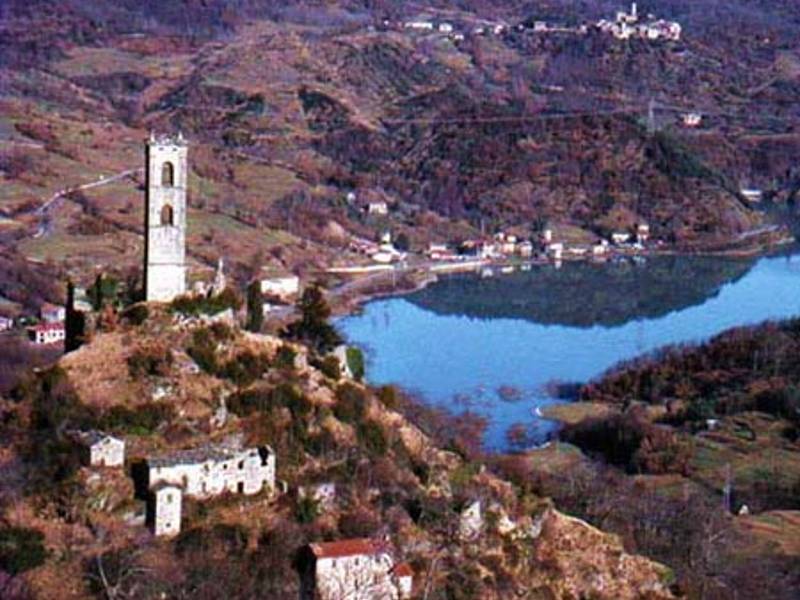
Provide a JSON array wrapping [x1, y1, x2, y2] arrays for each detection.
[[161, 162, 175, 187], [160, 204, 174, 226]]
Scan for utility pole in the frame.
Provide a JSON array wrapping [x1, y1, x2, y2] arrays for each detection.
[[647, 98, 657, 135]]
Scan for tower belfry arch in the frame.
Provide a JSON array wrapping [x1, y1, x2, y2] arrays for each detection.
[[144, 133, 187, 302]]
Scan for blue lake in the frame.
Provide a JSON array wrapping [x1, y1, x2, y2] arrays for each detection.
[[337, 250, 800, 450]]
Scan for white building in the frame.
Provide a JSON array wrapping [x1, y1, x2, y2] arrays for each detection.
[[0, 316, 13, 332], [547, 242, 564, 260], [147, 444, 275, 499], [72, 431, 125, 468], [611, 232, 631, 245], [598, 4, 680, 41], [332, 345, 354, 379], [367, 201, 389, 216], [404, 21, 433, 31], [146, 443, 276, 537], [459, 500, 483, 540], [144, 133, 188, 303], [740, 189, 763, 203], [427, 243, 449, 260], [260, 275, 300, 300], [28, 322, 65, 345], [437, 22, 453, 33], [392, 563, 413, 598], [299, 539, 412, 600], [150, 483, 182, 537], [682, 113, 702, 127], [40, 302, 65, 323], [636, 223, 651, 244], [517, 241, 534, 258]]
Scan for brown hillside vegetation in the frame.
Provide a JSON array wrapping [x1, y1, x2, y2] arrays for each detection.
[[2, 1, 800, 304], [516, 318, 800, 598], [0, 306, 676, 598]]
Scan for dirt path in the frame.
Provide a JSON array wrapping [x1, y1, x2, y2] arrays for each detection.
[[32, 168, 143, 238]]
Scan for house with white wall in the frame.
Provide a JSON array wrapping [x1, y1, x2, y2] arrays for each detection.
[[298, 538, 412, 600]]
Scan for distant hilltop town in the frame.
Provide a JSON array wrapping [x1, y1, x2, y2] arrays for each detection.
[[380, 2, 681, 43]]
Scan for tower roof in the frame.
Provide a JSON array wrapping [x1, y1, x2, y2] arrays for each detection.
[[148, 131, 188, 146]]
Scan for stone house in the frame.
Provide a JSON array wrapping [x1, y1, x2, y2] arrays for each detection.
[[403, 21, 434, 31], [146, 443, 276, 537], [147, 444, 276, 499], [547, 242, 564, 260], [366, 201, 389, 216], [260, 275, 300, 301], [40, 302, 66, 323], [459, 500, 483, 540], [72, 431, 125, 467], [636, 223, 650, 244], [149, 483, 182, 537], [611, 232, 631, 245], [28, 322, 65, 345], [332, 345, 354, 379], [740, 189, 763, 203], [298, 538, 412, 600], [391, 563, 414, 598], [517, 241, 534, 258], [682, 113, 702, 127]]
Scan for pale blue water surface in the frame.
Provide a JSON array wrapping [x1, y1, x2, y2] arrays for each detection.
[[337, 251, 800, 450]]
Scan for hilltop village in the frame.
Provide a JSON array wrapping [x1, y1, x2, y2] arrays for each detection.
[[0, 135, 686, 599]]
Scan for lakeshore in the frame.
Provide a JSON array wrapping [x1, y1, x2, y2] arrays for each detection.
[[336, 247, 800, 450]]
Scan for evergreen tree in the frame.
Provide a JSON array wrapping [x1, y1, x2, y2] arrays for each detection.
[[283, 284, 342, 354], [246, 280, 264, 333]]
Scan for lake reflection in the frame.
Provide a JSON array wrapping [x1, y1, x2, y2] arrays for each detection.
[[337, 251, 800, 450]]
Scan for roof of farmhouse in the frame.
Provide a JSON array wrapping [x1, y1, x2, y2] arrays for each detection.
[[309, 538, 389, 559], [148, 443, 272, 469]]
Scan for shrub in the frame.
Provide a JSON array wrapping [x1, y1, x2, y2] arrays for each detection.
[[170, 287, 242, 317], [358, 421, 388, 457], [246, 280, 264, 333], [0, 526, 47, 575], [346, 347, 365, 381], [228, 383, 311, 418], [228, 387, 272, 417], [377, 385, 399, 410], [274, 345, 297, 370], [333, 383, 367, 424], [175, 524, 249, 558], [273, 382, 313, 418], [187, 327, 219, 374], [102, 402, 174, 435], [221, 350, 270, 386], [318, 355, 341, 380], [282, 284, 342, 353], [87, 273, 119, 310], [127, 342, 173, 378], [121, 303, 149, 326], [295, 495, 320, 524]]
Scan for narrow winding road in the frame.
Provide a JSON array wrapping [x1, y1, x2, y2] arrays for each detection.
[[32, 168, 143, 238]]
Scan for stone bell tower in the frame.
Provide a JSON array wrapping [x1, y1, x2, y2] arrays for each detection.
[[144, 132, 187, 302]]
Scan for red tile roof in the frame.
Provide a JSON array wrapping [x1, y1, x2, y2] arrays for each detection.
[[30, 322, 65, 333], [309, 538, 385, 559], [392, 562, 413, 577]]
